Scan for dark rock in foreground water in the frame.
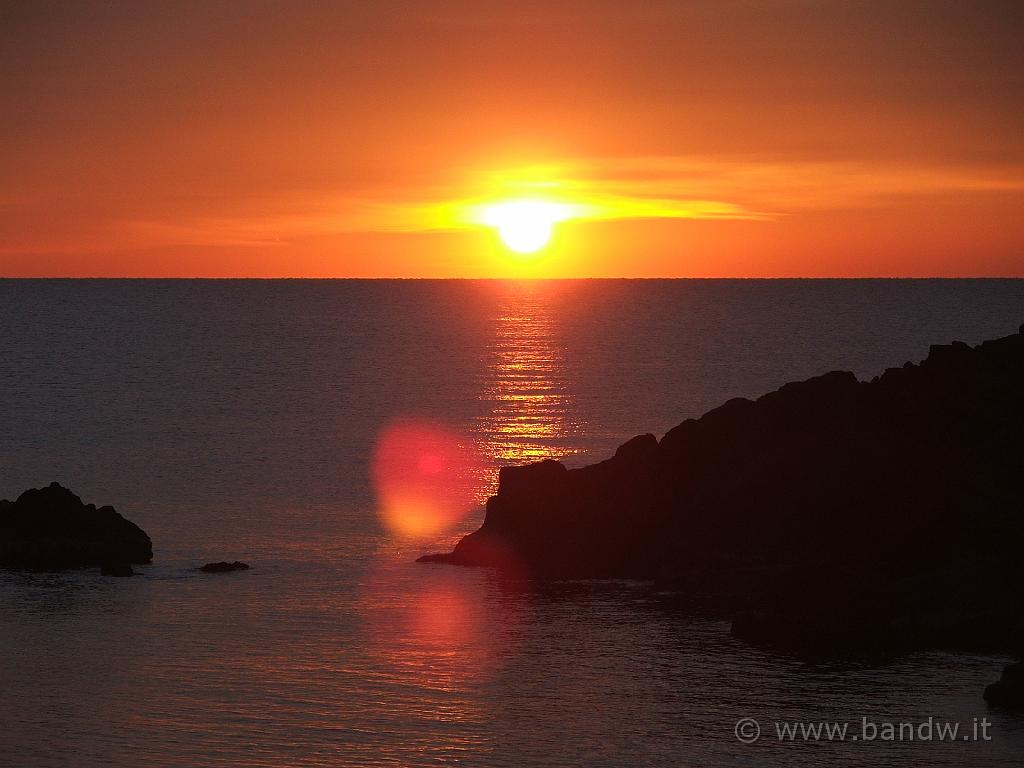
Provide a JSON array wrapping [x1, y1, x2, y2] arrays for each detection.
[[421, 325, 1024, 658], [984, 663, 1024, 708], [200, 561, 250, 573], [0, 483, 152, 571], [100, 562, 136, 577]]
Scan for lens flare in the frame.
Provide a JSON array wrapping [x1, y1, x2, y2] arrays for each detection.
[[371, 419, 482, 537], [358, 552, 530, 688]]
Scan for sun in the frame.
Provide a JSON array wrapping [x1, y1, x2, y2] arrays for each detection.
[[480, 200, 573, 254]]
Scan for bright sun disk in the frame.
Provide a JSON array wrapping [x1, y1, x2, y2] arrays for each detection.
[[480, 200, 572, 254]]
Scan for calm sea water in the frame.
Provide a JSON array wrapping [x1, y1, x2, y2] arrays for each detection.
[[2, 279, 1023, 767]]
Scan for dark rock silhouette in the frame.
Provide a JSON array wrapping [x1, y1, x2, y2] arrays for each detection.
[[100, 562, 136, 577], [0, 483, 152, 571], [984, 662, 1024, 708], [421, 326, 1024, 657], [200, 561, 250, 573]]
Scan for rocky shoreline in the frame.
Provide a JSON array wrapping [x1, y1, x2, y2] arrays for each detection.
[[0, 483, 258, 578], [422, 325, 1024, 661], [0, 482, 152, 571]]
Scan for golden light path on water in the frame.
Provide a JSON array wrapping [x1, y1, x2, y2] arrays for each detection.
[[364, 283, 582, 697], [472, 281, 587, 501], [372, 281, 586, 534]]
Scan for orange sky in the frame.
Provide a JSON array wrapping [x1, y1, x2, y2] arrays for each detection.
[[2, 1, 1023, 277]]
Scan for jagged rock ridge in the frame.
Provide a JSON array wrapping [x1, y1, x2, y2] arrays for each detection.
[[0, 483, 153, 571], [421, 325, 1024, 656]]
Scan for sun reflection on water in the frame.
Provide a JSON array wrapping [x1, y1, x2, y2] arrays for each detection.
[[474, 283, 586, 498], [372, 282, 587, 532]]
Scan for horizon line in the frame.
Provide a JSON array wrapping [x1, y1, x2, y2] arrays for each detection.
[[2, 276, 1023, 281]]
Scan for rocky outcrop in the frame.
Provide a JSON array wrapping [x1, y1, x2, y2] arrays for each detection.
[[200, 561, 250, 573], [0, 483, 152, 571], [420, 325, 1024, 656]]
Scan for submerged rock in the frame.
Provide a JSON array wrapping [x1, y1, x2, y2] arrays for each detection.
[[0, 483, 152, 571], [200, 561, 250, 573], [101, 562, 136, 577], [984, 663, 1024, 708], [420, 324, 1024, 656]]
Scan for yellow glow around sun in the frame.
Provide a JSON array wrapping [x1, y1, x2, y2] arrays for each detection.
[[479, 200, 575, 254]]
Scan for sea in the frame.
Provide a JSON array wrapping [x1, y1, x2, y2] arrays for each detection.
[[1, 278, 1023, 767]]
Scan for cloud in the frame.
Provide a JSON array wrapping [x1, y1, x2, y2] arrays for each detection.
[[7, 156, 1022, 257], [123, 156, 1024, 244]]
